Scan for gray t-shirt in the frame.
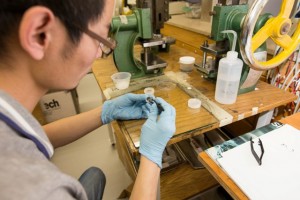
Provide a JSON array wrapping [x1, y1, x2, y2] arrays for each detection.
[[0, 91, 87, 200]]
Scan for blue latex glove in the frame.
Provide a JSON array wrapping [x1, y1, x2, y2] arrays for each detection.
[[101, 93, 152, 124], [139, 97, 176, 168]]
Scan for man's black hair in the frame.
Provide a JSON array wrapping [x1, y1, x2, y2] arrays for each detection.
[[0, 0, 106, 57]]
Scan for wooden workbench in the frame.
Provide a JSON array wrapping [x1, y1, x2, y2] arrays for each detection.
[[93, 45, 296, 148], [92, 26, 296, 199]]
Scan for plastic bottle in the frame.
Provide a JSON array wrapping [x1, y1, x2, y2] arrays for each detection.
[[215, 30, 243, 104]]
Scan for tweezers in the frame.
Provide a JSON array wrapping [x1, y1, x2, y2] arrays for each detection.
[[146, 97, 165, 114], [250, 137, 264, 166]]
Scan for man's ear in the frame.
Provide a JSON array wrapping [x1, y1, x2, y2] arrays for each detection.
[[19, 6, 55, 60]]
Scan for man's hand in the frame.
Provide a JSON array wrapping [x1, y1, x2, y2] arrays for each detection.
[[139, 97, 176, 168], [101, 93, 152, 124]]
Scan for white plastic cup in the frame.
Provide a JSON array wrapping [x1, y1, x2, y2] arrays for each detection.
[[111, 72, 131, 90], [179, 56, 195, 72]]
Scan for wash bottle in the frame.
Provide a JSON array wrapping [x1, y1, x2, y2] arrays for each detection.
[[215, 30, 243, 104]]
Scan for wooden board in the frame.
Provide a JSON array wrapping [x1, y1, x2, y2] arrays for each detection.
[[118, 83, 219, 149], [161, 23, 213, 56], [160, 164, 218, 200]]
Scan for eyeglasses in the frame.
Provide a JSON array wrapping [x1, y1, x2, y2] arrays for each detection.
[[82, 28, 117, 58], [72, 23, 117, 58]]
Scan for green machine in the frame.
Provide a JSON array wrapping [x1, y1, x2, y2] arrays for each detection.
[[110, 0, 174, 78], [195, 3, 271, 94]]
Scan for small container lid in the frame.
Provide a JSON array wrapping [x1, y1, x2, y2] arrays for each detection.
[[179, 56, 195, 64], [188, 98, 201, 109], [144, 87, 155, 95]]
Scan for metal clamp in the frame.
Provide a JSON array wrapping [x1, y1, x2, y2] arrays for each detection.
[[250, 137, 264, 165]]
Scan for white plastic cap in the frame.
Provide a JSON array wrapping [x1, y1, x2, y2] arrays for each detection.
[[179, 56, 196, 64], [144, 87, 155, 95], [188, 98, 201, 109], [227, 51, 238, 60]]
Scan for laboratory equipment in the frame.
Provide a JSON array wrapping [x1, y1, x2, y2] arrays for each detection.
[[196, 0, 300, 94], [110, 0, 175, 78]]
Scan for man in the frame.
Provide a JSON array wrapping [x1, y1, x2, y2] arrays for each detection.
[[0, 1, 176, 200]]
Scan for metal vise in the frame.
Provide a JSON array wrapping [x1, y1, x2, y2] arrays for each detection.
[[110, 3, 175, 78]]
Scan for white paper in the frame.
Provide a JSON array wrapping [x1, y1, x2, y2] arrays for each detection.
[[217, 124, 300, 200]]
